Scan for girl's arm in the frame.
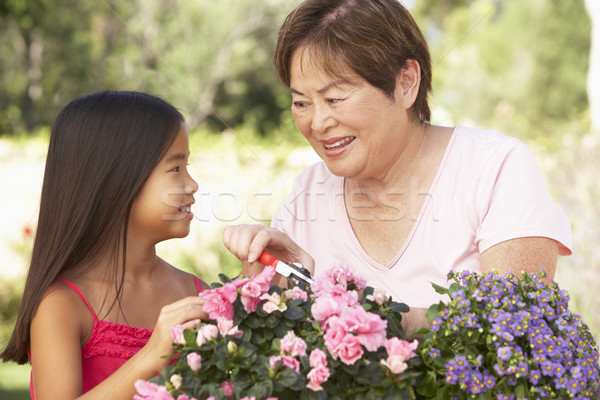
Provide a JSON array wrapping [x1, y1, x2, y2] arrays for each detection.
[[30, 289, 206, 400]]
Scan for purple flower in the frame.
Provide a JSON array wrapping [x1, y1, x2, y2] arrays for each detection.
[[497, 346, 513, 361]]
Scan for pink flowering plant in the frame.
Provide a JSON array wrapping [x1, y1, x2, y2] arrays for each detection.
[[415, 270, 600, 399], [134, 264, 423, 400]]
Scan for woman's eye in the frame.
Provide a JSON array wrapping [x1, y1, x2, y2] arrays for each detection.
[[326, 98, 342, 105], [293, 101, 307, 109], [171, 166, 180, 172]]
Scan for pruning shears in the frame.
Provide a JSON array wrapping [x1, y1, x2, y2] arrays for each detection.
[[258, 251, 313, 287]]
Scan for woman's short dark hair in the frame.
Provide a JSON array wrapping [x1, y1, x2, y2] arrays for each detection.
[[274, 0, 432, 122]]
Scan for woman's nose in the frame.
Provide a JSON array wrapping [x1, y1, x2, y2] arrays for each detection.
[[310, 104, 336, 134]]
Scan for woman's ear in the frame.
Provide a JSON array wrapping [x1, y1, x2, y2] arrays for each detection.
[[395, 59, 421, 109]]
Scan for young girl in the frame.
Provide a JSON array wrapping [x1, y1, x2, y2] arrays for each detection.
[[1, 91, 209, 399]]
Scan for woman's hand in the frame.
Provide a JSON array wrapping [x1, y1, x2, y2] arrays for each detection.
[[223, 224, 315, 275]]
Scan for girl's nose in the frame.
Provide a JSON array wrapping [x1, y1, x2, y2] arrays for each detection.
[[186, 173, 199, 194]]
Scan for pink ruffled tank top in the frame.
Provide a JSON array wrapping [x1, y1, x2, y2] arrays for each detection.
[[30, 276, 203, 398]]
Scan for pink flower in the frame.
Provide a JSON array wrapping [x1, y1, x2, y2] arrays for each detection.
[[323, 316, 364, 365], [176, 395, 198, 400], [280, 331, 307, 357], [284, 286, 308, 302], [385, 337, 418, 359], [240, 281, 262, 313], [216, 318, 243, 338], [311, 296, 343, 326], [170, 325, 186, 345], [240, 397, 256, 400], [381, 338, 418, 374], [251, 265, 276, 291], [366, 287, 389, 305], [306, 365, 330, 391], [342, 307, 387, 352], [309, 348, 328, 368], [221, 380, 234, 396], [133, 380, 174, 400], [336, 334, 364, 365], [196, 324, 219, 346], [200, 281, 242, 320], [260, 292, 286, 314], [312, 263, 367, 294], [186, 352, 201, 372], [323, 316, 346, 357], [240, 266, 274, 314], [269, 355, 300, 373], [170, 374, 182, 389]]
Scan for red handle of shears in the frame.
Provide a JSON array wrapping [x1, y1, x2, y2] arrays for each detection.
[[258, 251, 278, 267]]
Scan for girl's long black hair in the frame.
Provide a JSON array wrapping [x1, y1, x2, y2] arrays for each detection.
[[1, 91, 184, 364]]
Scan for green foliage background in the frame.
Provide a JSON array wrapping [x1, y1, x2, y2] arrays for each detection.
[[0, 0, 597, 396]]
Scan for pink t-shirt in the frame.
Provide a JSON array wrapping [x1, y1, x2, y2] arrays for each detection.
[[271, 126, 572, 308]]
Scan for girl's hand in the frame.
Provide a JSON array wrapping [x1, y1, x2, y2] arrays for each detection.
[[223, 224, 315, 275], [145, 296, 207, 368]]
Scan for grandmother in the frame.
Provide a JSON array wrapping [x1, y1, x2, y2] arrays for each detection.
[[223, 0, 572, 334]]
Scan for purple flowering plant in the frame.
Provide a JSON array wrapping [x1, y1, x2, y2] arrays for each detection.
[[134, 264, 424, 400], [415, 270, 600, 399]]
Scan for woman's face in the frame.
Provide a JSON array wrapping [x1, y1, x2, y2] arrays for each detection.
[[289, 47, 412, 182]]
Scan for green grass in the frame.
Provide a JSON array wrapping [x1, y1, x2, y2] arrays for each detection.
[[0, 362, 30, 399]]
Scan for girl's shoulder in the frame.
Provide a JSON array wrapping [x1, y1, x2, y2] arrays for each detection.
[[160, 260, 209, 293], [32, 278, 95, 345]]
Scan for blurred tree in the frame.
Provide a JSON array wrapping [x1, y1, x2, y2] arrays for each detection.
[[0, 0, 293, 135], [413, 0, 591, 143], [92, 0, 291, 133], [0, 0, 100, 134]]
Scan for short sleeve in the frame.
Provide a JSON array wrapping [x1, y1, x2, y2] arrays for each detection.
[[474, 139, 572, 256]]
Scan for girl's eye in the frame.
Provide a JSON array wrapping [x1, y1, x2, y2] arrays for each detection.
[[171, 166, 180, 172]]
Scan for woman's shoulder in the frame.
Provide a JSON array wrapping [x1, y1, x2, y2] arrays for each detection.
[[453, 125, 528, 151]]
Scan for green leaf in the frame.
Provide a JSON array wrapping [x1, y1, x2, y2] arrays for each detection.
[[425, 305, 442, 322], [431, 282, 450, 295], [266, 313, 281, 328], [183, 329, 197, 347], [247, 380, 273, 398], [416, 370, 439, 397], [276, 367, 299, 388], [390, 301, 410, 313], [284, 304, 305, 320], [244, 315, 261, 329], [274, 321, 289, 337]]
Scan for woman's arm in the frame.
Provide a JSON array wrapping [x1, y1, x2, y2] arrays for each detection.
[[401, 237, 559, 339], [480, 236, 558, 282]]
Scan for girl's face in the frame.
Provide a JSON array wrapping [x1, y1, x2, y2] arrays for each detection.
[[129, 124, 198, 245], [289, 47, 412, 182]]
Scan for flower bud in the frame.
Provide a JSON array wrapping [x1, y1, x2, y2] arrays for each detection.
[[227, 340, 238, 354]]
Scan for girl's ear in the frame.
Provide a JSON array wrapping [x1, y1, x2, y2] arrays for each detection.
[[395, 59, 421, 110]]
